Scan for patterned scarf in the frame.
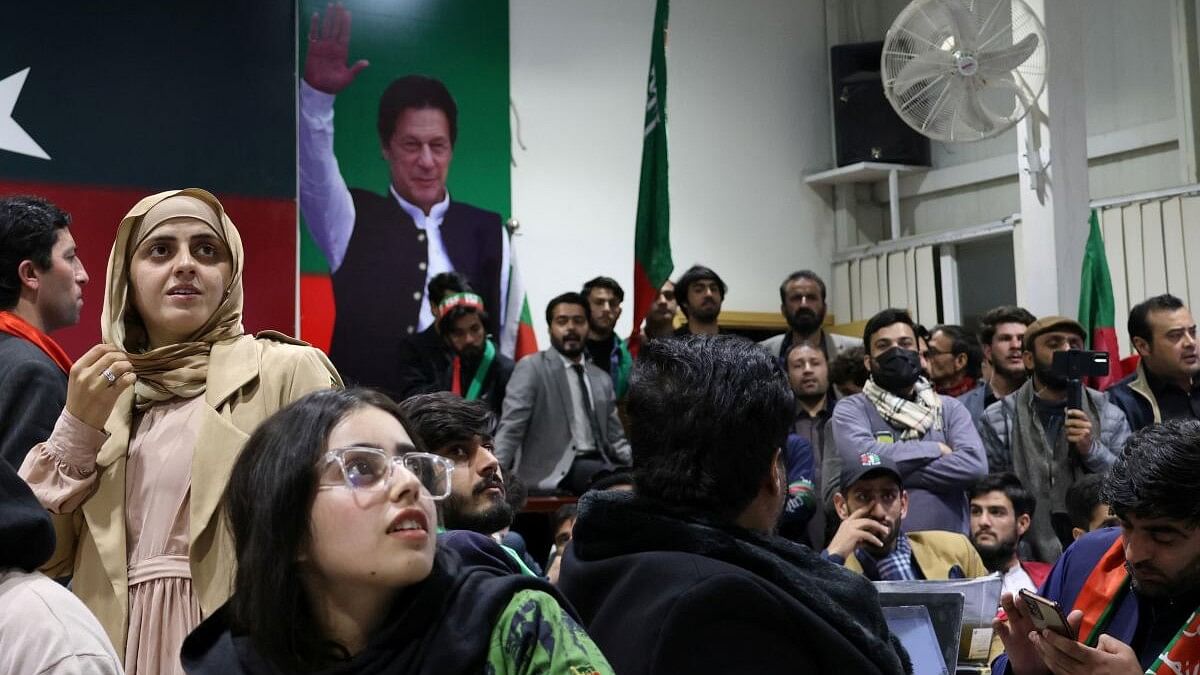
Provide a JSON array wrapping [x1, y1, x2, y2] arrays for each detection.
[[857, 533, 920, 581], [863, 376, 943, 440]]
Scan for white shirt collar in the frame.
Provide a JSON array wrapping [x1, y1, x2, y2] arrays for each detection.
[[390, 186, 450, 229]]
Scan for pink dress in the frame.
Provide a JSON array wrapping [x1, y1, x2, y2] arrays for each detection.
[[21, 397, 207, 675]]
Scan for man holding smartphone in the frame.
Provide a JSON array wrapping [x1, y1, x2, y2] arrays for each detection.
[[992, 420, 1200, 675]]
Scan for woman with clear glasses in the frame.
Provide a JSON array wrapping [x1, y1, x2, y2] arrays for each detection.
[[180, 388, 612, 674], [19, 189, 342, 675]]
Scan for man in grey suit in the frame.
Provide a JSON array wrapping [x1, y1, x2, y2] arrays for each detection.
[[495, 292, 631, 494]]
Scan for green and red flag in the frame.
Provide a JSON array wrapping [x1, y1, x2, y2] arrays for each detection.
[[1078, 209, 1123, 390], [500, 227, 538, 360], [629, 0, 674, 352]]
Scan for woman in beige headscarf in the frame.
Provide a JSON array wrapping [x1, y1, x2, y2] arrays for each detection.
[[20, 188, 342, 675]]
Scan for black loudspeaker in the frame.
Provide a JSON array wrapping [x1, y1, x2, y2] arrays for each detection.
[[831, 41, 931, 168]]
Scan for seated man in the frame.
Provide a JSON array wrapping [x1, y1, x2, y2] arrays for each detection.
[[495, 293, 631, 495], [558, 335, 909, 674], [831, 308, 988, 535], [824, 452, 988, 580], [969, 473, 1051, 596], [993, 420, 1200, 675], [393, 271, 470, 400], [979, 316, 1128, 562], [1064, 473, 1119, 542], [434, 291, 514, 416], [581, 276, 632, 398], [398, 392, 536, 576]]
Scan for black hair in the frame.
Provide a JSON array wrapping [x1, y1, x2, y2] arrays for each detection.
[[830, 345, 869, 388], [968, 472, 1036, 519], [397, 392, 495, 454], [674, 265, 727, 311], [545, 291, 590, 324], [1128, 294, 1186, 347], [552, 503, 579, 535], [978, 305, 1036, 345], [223, 388, 428, 672], [0, 195, 71, 310], [932, 324, 983, 378], [628, 335, 792, 522], [863, 308, 917, 347], [377, 75, 458, 146], [1066, 472, 1107, 531], [1103, 419, 1200, 525], [581, 276, 625, 303], [778, 270, 827, 303], [436, 305, 490, 337], [427, 271, 471, 307]]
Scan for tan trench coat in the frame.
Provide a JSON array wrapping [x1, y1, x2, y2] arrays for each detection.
[[41, 333, 341, 654]]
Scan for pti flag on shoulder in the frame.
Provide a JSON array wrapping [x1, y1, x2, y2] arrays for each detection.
[[1078, 209, 1123, 390], [499, 222, 538, 360], [629, 0, 674, 353]]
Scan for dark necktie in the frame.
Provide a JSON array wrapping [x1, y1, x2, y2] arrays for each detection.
[[572, 364, 604, 451]]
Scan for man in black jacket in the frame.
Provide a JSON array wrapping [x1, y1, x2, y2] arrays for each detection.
[[558, 335, 910, 675], [1107, 294, 1200, 431]]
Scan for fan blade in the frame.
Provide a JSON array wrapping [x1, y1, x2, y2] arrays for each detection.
[[935, 0, 980, 51], [891, 49, 956, 98], [976, 33, 1040, 76], [959, 85, 996, 133]]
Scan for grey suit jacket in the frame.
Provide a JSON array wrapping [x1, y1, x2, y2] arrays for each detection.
[[494, 349, 631, 491]]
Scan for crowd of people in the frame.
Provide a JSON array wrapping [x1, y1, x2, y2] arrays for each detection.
[[3, 184, 1200, 675], [2, 8, 1199, 673]]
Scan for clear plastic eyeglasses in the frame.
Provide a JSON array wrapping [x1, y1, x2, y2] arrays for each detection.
[[320, 446, 454, 500]]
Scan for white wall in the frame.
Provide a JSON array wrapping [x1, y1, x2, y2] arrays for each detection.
[[838, 0, 1184, 238], [510, 0, 834, 339]]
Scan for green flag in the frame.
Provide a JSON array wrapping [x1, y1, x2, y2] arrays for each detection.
[[630, 0, 674, 348], [1077, 209, 1122, 389]]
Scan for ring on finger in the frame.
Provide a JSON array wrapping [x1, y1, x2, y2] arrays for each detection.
[[101, 368, 117, 385]]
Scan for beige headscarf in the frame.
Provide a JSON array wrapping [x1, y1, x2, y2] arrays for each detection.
[[102, 188, 245, 408]]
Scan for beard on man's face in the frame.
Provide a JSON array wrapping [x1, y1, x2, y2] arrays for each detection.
[[457, 342, 484, 362], [1126, 553, 1200, 600], [689, 300, 721, 323], [972, 535, 1019, 573], [787, 306, 824, 334], [441, 473, 514, 534]]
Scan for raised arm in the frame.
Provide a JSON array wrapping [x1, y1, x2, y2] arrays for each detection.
[[298, 3, 369, 272]]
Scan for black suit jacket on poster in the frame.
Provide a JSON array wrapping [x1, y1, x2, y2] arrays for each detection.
[[0, 334, 67, 467], [331, 189, 503, 394]]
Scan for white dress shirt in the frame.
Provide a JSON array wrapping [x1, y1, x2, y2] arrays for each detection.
[[297, 80, 455, 331]]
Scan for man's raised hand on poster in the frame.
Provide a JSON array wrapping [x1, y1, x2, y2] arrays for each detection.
[[304, 3, 369, 94]]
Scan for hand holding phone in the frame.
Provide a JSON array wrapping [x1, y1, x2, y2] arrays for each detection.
[[1018, 589, 1077, 640]]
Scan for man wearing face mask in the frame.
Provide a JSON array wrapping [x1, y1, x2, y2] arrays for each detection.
[[979, 316, 1128, 563], [830, 308, 988, 535]]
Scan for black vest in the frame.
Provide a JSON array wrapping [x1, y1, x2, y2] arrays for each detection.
[[330, 189, 503, 393]]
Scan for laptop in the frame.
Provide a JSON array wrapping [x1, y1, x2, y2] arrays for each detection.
[[877, 591, 965, 673], [883, 605, 951, 675]]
